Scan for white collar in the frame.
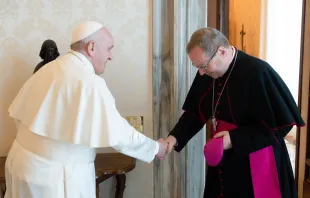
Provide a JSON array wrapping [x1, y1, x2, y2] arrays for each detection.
[[68, 50, 95, 74]]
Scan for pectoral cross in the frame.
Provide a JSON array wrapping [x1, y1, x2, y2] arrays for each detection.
[[206, 118, 212, 140], [211, 116, 217, 132], [206, 116, 217, 140]]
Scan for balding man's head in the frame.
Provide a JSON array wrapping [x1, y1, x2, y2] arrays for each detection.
[[70, 21, 114, 75], [186, 27, 230, 56]]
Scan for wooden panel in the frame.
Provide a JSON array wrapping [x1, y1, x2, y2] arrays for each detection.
[[229, 0, 262, 57], [259, 0, 268, 60], [207, 0, 219, 28], [304, 181, 310, 198], [219, 0, 230, 38], [298, 0, 310, 197]]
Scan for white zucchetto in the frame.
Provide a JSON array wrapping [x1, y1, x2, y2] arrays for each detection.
[[71, 21, 103, 44]]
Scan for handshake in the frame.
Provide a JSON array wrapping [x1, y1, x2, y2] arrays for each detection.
[[155, 135, 177, 160]]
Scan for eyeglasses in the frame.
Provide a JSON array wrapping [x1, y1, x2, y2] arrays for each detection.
[[192, 49, 218, 70]]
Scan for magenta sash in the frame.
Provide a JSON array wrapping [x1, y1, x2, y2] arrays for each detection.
[[203, 119, 282, 198]]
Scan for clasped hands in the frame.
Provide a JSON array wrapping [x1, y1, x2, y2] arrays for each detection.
[[155, 136, 177, 160], [156, 131, 232, 160]]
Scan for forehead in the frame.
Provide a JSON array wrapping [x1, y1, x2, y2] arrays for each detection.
[[189, 46, 206, 64], [106, 35, 114, 46], [102, 29, 113, 45]]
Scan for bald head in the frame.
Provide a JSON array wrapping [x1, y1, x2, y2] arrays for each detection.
[[70, 21, 114, 74]]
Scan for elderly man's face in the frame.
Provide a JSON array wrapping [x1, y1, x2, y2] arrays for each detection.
[[93, 28, 114, 75]]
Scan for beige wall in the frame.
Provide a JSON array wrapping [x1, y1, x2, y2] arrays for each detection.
[[0, 1, 153, 198]]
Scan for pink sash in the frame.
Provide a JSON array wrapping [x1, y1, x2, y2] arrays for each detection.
[[203, 119, 281, 198]]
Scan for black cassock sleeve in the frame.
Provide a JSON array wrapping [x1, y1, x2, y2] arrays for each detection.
[[168, 72, 210, 152], [229, 123, 292, 156], [230, 63, 305, 156], [169, 112, 205, 152]]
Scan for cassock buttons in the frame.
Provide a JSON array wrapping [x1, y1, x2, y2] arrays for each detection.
[[219, 162, 225, 197]]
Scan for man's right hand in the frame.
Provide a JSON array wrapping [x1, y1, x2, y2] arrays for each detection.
[[156, 138, 168, 159], [165, 135, 177, 155]]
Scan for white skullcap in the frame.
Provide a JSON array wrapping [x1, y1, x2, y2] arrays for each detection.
[[71, 21, 103, 44]]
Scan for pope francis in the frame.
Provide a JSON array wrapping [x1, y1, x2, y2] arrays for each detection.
[[4, 21, 167, 198]]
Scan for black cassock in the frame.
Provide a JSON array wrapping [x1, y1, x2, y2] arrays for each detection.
[[169, 48, 305, 198]]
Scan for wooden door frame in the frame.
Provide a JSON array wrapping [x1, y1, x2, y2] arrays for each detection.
[[209, 0, 310, 196], [207, 0, 228, 36], [297, 0, 310, 197]]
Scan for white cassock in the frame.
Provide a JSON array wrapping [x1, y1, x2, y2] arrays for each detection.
[[4, 50, 159, 198]]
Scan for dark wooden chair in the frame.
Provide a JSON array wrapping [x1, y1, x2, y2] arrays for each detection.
[[0, 153, 136, 198]]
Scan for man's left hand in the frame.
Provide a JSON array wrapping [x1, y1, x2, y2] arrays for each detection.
[[213, 131, 232, 150]]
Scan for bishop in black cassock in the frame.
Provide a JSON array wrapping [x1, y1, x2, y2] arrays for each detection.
[[167, 27, 304, 198]]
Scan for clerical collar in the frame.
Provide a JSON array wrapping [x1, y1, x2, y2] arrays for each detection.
[[68, 50, 95, 74]]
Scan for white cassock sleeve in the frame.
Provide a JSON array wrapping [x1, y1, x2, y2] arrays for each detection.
[[87, 81, 159, 163], [111, 118, 159, 163], [104, 101, 159, 163]]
